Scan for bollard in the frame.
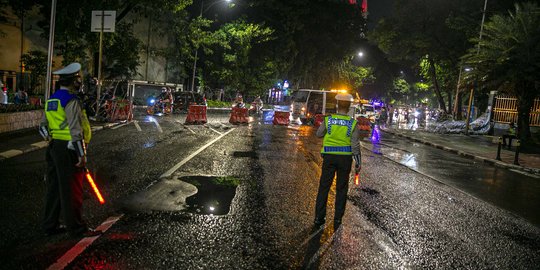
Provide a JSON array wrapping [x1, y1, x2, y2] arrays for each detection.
[[513, 140, 521, 165], [496, 136, 502, 161]]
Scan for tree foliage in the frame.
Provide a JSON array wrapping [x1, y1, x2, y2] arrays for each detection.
[[463, 2, 540, 141], [368, 0, 489, 111], [207, 19, 275, 96]]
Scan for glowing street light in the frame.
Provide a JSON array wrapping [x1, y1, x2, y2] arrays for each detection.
[[358, 51, 364, 57]]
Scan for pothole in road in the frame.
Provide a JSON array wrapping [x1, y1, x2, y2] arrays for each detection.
[[179, 175, 239, 215]]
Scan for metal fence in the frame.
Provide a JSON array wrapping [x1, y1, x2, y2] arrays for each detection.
[[493, 96, 540, 126]]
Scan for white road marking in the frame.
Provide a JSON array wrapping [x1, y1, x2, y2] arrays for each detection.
[[111, 123, 129, 130], [46, 215, 124, 270], [208, 127, 222, 135], [133, 120, 142, 132], [31, 141, 49, 149], [160, 128, 236, 178], [181, 124, 196, 134], [0, 149, 23, 158]]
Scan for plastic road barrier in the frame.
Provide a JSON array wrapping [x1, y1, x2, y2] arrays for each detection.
[[273, 111, 290, 126], [229, 107, 249, 124], [107, 99, 133, 122], [185, 105, 208, 124], [356, 116, 372, 138]]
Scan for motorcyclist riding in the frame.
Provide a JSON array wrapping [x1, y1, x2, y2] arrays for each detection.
[[233, 95, 245, 109], [250, 95, 263, 115]]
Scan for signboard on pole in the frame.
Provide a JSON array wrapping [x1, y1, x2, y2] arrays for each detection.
[[91, 10, 116, 32]]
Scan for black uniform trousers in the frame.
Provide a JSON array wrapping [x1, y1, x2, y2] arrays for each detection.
[[314, 154, 352, 224], [42, 140, 86, 234]]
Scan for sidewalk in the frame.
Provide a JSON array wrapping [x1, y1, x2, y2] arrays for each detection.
[[382, 125, 540, 176], [0, 121, 121, 161]]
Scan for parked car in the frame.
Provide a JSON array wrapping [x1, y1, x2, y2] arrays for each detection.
[[173, 91, 206, 113]]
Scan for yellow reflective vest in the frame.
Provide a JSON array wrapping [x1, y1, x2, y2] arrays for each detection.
[[45, 90, 91, 143], [321, 114, 357, 155]]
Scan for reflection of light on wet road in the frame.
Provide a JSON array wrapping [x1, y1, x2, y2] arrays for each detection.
[[146, 116, 163, 133], [143, 140, 156, 148], [401, 153, 418, 169]]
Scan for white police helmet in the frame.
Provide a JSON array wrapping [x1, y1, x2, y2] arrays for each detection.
[[335, 93, 354, 102], [53, 63, 81, 76]]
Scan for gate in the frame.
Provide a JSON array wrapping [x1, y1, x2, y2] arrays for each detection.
[[493, 96, 540, 126]]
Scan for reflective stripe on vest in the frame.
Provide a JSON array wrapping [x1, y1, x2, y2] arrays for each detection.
[[321, 114, 357, 155]]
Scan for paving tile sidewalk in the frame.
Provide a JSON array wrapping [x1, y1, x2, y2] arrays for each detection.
[[0, 121, 122, 161], [382, 126, 540, 176]]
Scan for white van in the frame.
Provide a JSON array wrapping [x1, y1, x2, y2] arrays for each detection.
[[292, 89, 354, 124]]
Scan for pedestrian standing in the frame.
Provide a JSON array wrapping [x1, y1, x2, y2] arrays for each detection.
[[502, 122, 517, 148], [314, 93, 361, 229], [39, 63, 101, 237], [388, 104, 394, 125]]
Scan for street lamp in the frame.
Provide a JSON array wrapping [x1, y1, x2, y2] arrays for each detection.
[[358, 51, 364, 57], [190, 0, 232, 92]]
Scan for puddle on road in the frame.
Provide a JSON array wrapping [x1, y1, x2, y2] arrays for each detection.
[[180, 176, 239, 215]]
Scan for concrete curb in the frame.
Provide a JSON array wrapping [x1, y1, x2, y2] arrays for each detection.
[[0, 122, 123, 161], [382, 129, 540, 176]]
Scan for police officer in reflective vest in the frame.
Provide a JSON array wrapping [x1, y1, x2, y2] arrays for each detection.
[[314, 93, 361, 229], [39, 63, 100, 237]]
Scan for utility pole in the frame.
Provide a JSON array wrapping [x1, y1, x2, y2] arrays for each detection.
[[95, 9, 104, 118], [465, 0, 488, 135], [191, 0, 204, 93], [45, 0, 57, 101]]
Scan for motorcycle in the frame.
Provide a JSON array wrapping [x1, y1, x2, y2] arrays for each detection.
[[248, 101, 263, 115], [146, 97, 172, 115]]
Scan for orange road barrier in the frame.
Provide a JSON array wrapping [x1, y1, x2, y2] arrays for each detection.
[[356, 116, 372, 138], [185, 105, 208, 124], [106, 99, 133, 122], [273, 111, 290, 126], [314, 114, 325, 127], [85, 169, 105, 204], [229, 107, 249, 124]]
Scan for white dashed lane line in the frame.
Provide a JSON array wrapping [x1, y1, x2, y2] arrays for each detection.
[[46, 215, 124, 270]]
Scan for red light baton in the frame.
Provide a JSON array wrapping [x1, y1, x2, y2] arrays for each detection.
[[85, 168, 105, 204], [354, 170, 360, 186]]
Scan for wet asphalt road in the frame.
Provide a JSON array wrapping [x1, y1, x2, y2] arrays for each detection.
[[0, 111, 539, 269], [367, 130, 540, 227]]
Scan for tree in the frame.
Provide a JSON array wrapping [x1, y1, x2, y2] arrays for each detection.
[[368, 0, 493, 113], [21, 50, 48, 93], [247, 0, 366, 89], [34, 0, 192, 79], [337, 58, 375, 91], [462, 2, 540, 142], [208, 19, 275, 96]]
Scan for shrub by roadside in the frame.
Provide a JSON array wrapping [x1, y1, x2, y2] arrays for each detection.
[[207, 100, 232, 108]]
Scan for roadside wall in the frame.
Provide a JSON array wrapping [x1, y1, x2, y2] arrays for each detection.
[[0, 110, 42, 133]]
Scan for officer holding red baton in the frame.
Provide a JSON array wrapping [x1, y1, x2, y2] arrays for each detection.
[[39, 63, 101, 237], [313, 93, 361, 229]]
